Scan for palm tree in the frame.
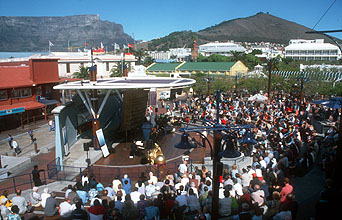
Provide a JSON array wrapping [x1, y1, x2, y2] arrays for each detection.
[[110, 62, 132, 77], [73, 66, 89, 79], [231, 51, 245, 62], [266, 57, 279, 100], [134, 48, 147, 65]]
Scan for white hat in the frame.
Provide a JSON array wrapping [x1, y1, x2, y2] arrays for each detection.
[[1, 198, 8, 204], [33, 186, 38, 191]]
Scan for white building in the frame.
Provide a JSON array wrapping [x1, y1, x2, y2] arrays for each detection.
[[0, 52, 137, 79], [199, 41, 246, 57], [147, 48, 191, 62], [285, 39, 341, 61]]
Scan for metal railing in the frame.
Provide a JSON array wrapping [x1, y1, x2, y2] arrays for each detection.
[[46, 157, 181, 185], [0, 170, 47, 194]]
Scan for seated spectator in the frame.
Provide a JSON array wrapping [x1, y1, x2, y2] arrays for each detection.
[[219, 190, 232, 217], [100, 190, 112, 204], [145, 200, 160, 220], [88, 199, 106, 220], [88, 188, 99, 202], [130, 187, 142, 204], [65, 184, 73, 199], [149, 172, 158, 185], [265, 191, 281, 219], [11, 189, 27, 214], [68, 187, 80, 205], [121, 194, 139, 219], [0, 198, 11, 219], [280, 177, 293, 203], [112, 176, 121, 193], [30, 187, 41, 207], [238, 203, 252, 220], [114, 195, 124, 214], [59, 197, 73, 219], [107, 200, 121, 220], [273, 203, 292, 220], [44, 192, 59, 217], [145, 180, 156, 199], [41, 188, 51, 208], [104, 185, 116, 199], [0, 190, 12, 208], [9, 205, 21, 220], [187, 188, 200, 212], [71, 201, 89, 220], [76, 186, 88, 205], [251, 184, 265, 207], [96, 181, 104, 192], [137, 194, 147, 220]]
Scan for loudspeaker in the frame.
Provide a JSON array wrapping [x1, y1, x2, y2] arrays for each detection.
[[83, 142, 90, 151]]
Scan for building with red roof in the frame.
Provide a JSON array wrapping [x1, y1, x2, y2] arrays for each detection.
[[0, 58, 61, 130]]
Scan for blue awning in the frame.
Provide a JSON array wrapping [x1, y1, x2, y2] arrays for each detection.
[[38, 99, 59, 106]]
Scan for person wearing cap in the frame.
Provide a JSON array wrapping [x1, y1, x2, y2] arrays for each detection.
[[0, 197, 11, 220], [30, 187, 41, 207], [41, 188, 51, 208], [0, 190, 12, 208]]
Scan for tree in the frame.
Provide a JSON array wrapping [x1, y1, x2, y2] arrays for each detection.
[[73, 66, 89, 79], [134, 48, 147, 65], [110, 62, 132, 77], [231, 51, 245, 62], [143, 56, 154, 67]]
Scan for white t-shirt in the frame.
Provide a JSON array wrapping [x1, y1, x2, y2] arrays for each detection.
[[59, 201, 73, 217], [178, 164, 188, 174], [12, 140, 18, 148]]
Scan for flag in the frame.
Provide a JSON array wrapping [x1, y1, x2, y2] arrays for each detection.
[[49, 41, 54, 47], [114, 43, 120, 50], [85, 41, 87, 47], [128, 43, 133, 48], [123, 45, 128, 49], [101, 42, 104, 49]]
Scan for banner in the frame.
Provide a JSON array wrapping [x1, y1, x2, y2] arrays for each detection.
[[96, 128, 109, 157]]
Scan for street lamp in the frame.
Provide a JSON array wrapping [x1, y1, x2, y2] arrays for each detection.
[[174, 90, 254, 219]]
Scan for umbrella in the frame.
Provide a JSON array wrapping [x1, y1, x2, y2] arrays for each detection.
[[313, 97, 342, 109], [248, 94, 268, 102]]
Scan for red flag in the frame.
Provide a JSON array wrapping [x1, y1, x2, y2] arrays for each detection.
[[128, 43, 133, 48], [85, 41, 87, 47]]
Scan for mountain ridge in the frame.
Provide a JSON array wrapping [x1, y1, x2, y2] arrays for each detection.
[[143, 12, 340, 51], [0, 14, 134, 52]]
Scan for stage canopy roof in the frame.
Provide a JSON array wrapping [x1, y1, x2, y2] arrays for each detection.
[[54, 77, 196, 90]]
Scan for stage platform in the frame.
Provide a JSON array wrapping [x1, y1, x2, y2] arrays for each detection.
[[94, 131, 210, 167]]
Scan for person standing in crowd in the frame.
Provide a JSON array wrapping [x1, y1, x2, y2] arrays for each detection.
[[11, 138, 21, 155], [7, 134, 13, 150], [31, 165, 44, 186], [28, 129, 34, 143]]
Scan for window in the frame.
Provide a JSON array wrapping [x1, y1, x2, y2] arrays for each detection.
[[66, 63, 70, 73], [36, 86, 42, 96], [11, 88, 32, 99], [106, 62, 109, 71], [0, 90, 8, 100]]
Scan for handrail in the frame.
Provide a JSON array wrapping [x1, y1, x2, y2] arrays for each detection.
[[0, 170, 48, 194]]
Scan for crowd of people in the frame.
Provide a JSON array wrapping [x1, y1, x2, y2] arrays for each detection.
[[0, 92, 341, 220]]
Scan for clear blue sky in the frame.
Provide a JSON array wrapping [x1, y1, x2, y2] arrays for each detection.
[[1, 0, 341, 41]]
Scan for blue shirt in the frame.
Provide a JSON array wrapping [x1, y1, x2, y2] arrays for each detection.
[[76, 190, 88, 204], [145, 206, 160, 220], [115, 201, 124, 213]]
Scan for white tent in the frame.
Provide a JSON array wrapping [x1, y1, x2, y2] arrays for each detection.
[[248, 94, 268, 102]]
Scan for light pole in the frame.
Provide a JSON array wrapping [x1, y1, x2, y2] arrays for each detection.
[[174, 90, 254, 219]]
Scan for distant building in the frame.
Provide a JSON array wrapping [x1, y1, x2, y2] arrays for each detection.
[[147, 48, 191, 62], [0, 58, 61, 130], [52, 52, 136, 78], [146, 61, 248, 77], [199, 41, 246, 57], [285, 39, 341, 61]]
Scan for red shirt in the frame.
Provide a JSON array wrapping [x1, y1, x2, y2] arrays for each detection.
[[280, 184, 293, 203]]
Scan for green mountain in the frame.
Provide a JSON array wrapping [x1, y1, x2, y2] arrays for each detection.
[[143, 12, 339, 51]]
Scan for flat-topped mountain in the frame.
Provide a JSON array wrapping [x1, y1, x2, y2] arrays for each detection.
[[0, 14, 134, 52]]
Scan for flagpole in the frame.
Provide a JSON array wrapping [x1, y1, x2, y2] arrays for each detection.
[[49, 41, 50, 54]]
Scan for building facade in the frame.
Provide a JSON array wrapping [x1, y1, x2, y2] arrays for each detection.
[[199, 41, 246, 57], [52, 52, 136, 78], [146, 61, 248, 77], [0, 58, 61, 130], [285, 39, 341, 61]]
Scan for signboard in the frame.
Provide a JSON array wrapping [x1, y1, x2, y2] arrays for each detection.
[[95, 128, 109, 157], [0, 107, 25, 116]]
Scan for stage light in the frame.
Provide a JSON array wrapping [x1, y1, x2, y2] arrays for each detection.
[[155, 155, 166, 165]]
